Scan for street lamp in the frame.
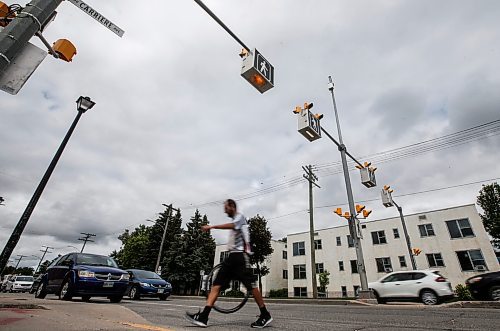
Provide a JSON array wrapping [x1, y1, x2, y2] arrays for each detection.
[[381, 185, 417, 270], [0, 96, 96, 274]]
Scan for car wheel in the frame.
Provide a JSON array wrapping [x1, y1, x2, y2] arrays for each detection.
[[421, 290, 438, 305], [59, 278, 74, 301], [489, 286, 500, 301], [109, 295, 123, 303], [81, 295, 91, 302], [158, 294, 168, 301], [129, 286, 140, 300], [373, 291, 386, 304], [35, 282, 47, 299]]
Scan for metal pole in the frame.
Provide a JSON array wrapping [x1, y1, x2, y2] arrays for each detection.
[[155, 204, 175, 274], [0, 110, 85, 274], [393, 201, 417, 270], [0, 0, 63, 75], [327, 76, 370, 297]]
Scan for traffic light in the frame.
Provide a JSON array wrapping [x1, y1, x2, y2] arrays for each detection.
[[295, 102, 322, 142], [381, 185, 394, 207], [241, 48, 274, 93], [333, 208, 350, 219], [334, 208, 342, 216], [355, 204, 365, 213], [362, 209, 372, 218], [412, 248, 422, 256], [52, 39, 77, 62]]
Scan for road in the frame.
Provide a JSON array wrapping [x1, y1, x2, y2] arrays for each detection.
[[120, 296, 499, 331]]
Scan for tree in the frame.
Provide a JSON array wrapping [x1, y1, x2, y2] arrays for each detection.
[[318, 270, 330, 296], [111, 225, 153, 269], [477, 182, 500, 248], [248, 214, 273, 292]]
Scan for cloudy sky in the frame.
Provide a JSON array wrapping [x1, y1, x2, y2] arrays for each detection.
[[1, 0, 499, 269]]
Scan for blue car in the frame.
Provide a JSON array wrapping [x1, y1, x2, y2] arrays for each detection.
[[126, 269, 172, 300], [35, 253, 129, 303]]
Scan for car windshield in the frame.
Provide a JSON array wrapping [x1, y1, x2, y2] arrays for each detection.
[[16, 276, 34, 282], [76, 254, 118, 268], [133, 270, 162, 279]]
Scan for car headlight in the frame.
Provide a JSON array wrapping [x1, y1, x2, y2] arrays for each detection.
[[120, 274, 130, 281], [78, 270, 95, 278], [165, 283, 172, 288], [467, 276, 482, 284], [140, 282, 151, 287]]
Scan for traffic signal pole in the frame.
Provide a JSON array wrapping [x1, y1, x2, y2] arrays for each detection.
[[0, 0, 63, 75], [303, 165, 320, 298], [327, 76, 371, 299]]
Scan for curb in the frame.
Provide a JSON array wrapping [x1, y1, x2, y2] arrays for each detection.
[[441, 301, 500, 309], [169, 295, 367, 306]]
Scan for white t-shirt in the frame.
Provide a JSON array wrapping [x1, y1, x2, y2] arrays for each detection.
[[227, 213, 250, 252]]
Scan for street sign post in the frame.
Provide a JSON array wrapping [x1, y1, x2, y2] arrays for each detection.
[[241, 48, 274, 93], [67, 0, 124, 37]]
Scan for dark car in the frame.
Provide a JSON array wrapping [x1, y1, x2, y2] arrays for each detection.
[[466, 271, 500, 301], [126, 269, 172, 300], [34, 253, 129, 303]]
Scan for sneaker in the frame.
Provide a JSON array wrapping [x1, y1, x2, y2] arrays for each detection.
[[185, 310, 208, 328], [251, 314, 273, 328]]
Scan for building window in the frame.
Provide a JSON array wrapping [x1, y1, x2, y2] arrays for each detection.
[[219, 251, 230, 263], [336, 236, 341, 246], [371, 231, 387, 245], [293, 264, 307, 279], [418, 223, 435, 237], [350, 260, 358, 274], [446, 219, 475, 239], [339, 261, 344, 271], [353, 285, 360, 297], [456, 250, 487, 271], [418, 215, 427, 220], [283, 270, 288, 279], [426, 253, 445, 267], [316, 263, 324, 274], [399, 256, 407, 268], [347, 235, 354, 248], [341, 286, 347, 298], [294, 287, 307, 297], [376, 257, 392, 273], [282, 250, 287, 259], [314, 239, 322, 250], [393, 228, 400, 239], [293, 241, 306, 256]]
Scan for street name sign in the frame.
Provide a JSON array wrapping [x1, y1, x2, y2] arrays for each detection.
[[68, 0, 125, 37]]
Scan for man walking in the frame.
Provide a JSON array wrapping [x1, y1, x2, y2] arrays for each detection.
[[185, 199, 272, 328]]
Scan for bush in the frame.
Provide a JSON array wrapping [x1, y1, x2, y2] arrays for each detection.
[[223, 289, 245, 297], [455, 284, 473, 300], [269, 288, 288, 298]]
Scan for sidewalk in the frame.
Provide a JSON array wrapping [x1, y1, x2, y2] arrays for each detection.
[[0, 295, 172, 331]]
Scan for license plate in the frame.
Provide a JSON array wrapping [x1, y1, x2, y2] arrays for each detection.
[[157, 289, 164, 293], [103, 282, 114, 288]]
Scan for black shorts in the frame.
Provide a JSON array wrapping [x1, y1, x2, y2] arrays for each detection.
[[213, 252, 256, 291]]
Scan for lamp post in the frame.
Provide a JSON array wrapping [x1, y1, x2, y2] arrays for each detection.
[[0, 96, 95, 274]]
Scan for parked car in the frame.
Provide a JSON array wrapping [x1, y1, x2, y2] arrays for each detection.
[[466, 271, 500, 301], [5, 275, 34, 293], [368, 270, 454, 305], [34, 253, 129, 303], [126, 269, 172, 300], [1, 274, 13, 292]]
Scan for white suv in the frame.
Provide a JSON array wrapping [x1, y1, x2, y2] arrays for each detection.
[[368, 270, 454, 305], [5, 275, 34, 293]]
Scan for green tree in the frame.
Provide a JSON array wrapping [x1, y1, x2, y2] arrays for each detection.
[[111, 225, 153, 269], [318, 270, 330, 295], [248, 214, 273, 292], [477, 182, 500, 248]]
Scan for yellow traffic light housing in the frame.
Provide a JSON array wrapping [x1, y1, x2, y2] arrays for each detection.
[[0, 1, 15, 27], [52, 39, 77, 62], [334, 208, 342, 216], [362, 209, 372, 218], [412, 248, 422, 256], [355, 204, 365, 213], [343, 212, 350, 219]]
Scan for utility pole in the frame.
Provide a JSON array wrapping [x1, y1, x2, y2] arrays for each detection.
[[0, 0, 63, 75], [13, 254, 26, 271], [155, 204, 180, 274], [302, 165, 320, 299], [327, 76, 371, 299], [35, 245, 53, 274], [78, 233, 96, 253]]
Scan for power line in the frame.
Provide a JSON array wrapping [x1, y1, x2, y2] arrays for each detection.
[[78, 233, 96, 253]]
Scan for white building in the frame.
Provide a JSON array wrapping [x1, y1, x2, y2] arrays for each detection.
[[287, 204, 499, 298], [214, 239, 287, 296]]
